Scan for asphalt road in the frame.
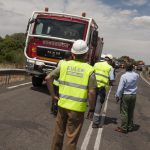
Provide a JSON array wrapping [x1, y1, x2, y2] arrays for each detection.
[[0, 70, 149, 150]]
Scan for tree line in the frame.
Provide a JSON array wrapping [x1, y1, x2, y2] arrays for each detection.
[[0, 33, 144, 68], [0, 33, 26, 67]]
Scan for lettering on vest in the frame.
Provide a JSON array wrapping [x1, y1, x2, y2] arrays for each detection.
[[66, 66, 84, 78]]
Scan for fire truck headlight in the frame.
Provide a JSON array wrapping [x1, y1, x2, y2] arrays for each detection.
[[26, 60, 35, 70], [35, 61, 45, 66]]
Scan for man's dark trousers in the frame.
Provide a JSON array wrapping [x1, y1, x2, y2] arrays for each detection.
[[93, 87, 106, 125], [120, 94, 136, 131]]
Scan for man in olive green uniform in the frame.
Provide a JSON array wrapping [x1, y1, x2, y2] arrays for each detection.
[[45, 40, 96, 150]]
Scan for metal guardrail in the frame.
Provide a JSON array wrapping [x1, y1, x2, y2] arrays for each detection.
[[0, 69, 30, 85], [0, 69, 26, 74]]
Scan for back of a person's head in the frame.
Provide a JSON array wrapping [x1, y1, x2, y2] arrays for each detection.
[[64, 51, 72, 60], [104, 56, 112, 65], [126, 63, 134, 71]]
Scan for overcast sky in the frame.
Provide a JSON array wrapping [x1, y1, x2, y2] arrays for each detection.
[[0, 0, 150, 64]]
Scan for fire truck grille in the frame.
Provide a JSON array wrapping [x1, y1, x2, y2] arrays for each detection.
[[37, 47, 66, 60]]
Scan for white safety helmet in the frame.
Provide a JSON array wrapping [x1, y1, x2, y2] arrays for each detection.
[[71, 40, 88, 54], [100, 54, 106, 61], [105, 54, 113, 60], [101, 54, 106, 59]]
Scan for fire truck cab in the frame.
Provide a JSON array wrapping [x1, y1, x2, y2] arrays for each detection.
[[24, 8, 103, 86]]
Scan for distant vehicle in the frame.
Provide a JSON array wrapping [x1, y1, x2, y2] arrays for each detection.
[[136, 61, 145, 71], [136, 65, 144, 71], [24, 8, 104, 86]]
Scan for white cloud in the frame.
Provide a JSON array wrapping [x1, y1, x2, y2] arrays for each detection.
[[0, 0, 150, 64], [122, 0, 148, 6], [119, 9, 138, 16], [132, 16, 150, 27]]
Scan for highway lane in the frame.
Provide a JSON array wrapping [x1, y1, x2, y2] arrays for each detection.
[[98, 71, 150, 150], [0, 70, 149, 150], [0, 84, 53, 150]]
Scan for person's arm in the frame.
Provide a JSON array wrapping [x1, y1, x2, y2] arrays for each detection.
[[115, 75, 125, 102], [87, 73, 97, 120], [45, 67, 60, 101], [88, 88, 96, 111], [109, 67, 115, 85]]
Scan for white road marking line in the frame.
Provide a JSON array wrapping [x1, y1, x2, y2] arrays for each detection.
[[140, 72, 150, 86], [81, 122, 93, 150], [94, 117, 103, 150], [7, 82, 32, 89], [81, 87, 112, 150], [94, 86, 112, 150], [93, 71, 122, 149], [81, 71, 121, 150]]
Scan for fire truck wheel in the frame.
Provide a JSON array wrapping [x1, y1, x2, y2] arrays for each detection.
[[32, 76, 43, 87]]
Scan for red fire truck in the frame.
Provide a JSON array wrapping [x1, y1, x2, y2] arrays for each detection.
[[24, 8, 104, 86]]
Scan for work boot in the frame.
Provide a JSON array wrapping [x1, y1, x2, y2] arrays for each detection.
[[92, 123, 99, 128], [115, 127, 127, 134]]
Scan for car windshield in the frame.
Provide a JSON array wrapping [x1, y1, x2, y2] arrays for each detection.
[[33, 18, 86, 40]]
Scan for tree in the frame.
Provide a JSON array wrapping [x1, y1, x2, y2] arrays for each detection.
[[0, 33, 26, 67]]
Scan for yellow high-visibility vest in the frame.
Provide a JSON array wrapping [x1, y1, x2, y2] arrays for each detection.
[[58, 60, 94, 112], [94, 61, 111, 89]]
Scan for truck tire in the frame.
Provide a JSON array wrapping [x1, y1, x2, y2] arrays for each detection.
[[32, 76, 43, 87]]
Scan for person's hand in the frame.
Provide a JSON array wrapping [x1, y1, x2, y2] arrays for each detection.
[[116, 97, 120, 103], [52, 95, 59, 103], [109, 80, 113, 86], [86, 109, 94, 121]]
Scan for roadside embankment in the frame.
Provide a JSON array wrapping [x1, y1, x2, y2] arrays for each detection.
[[0, 64, 30, 85], [142, 66, 150, 81]]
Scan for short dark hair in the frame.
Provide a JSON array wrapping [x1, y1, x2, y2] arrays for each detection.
[[64, 51, 72, 59], [126, 63, 133, 71], [74, 53, 86, 59]]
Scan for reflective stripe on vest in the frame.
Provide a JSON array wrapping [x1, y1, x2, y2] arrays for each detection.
[[96, 79, 108, 85], [58, 60, 94, 112], [95, 73, 109, 79], [94, 61, 111, 88], [53, 79, 59, 86], [59, 94, 87, 102], [58, 80, 88, 89]]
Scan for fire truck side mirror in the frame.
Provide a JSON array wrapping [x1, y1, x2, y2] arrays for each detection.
[[92, 30, 98, 47], [29, 18, 36, 24], [26, 18, 37, 34]]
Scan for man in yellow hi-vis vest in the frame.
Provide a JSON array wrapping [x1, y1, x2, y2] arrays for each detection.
[[45, 40, 96, 150], [92, 54, 114, 128]]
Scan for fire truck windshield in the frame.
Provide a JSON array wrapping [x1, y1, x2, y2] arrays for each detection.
[[33, 18, 86, 40]]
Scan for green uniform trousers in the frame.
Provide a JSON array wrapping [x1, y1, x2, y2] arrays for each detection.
[[120, 94, 136, 131], [51, 107, 84, 150]]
